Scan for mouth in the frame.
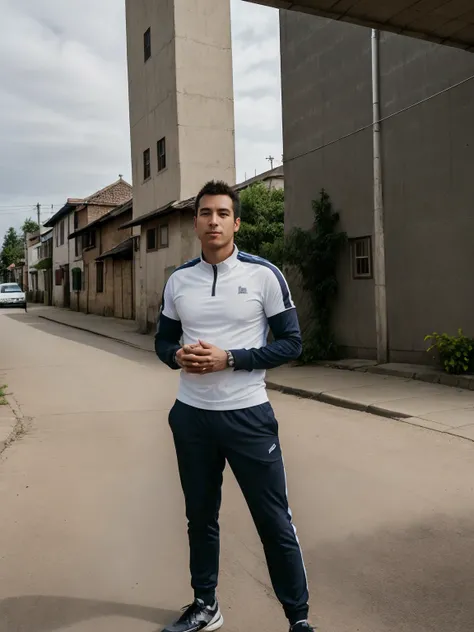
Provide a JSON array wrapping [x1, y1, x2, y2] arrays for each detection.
[[207, 232, 222, 236]]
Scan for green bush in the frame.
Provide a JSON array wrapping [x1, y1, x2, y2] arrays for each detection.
[[424, 329, 474, 374], [284, 189, 347, 363], [33, 257, 52, 270]]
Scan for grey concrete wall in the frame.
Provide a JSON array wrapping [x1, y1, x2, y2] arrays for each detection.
[[280, 14, 377, 357], [280, 11, 474, 363], [379, 33, 474, 362]]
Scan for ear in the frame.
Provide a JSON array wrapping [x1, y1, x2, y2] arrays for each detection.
[[234, 217, 241, 234], [193, 215, 197, 231]]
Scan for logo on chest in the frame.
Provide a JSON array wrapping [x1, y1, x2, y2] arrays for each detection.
[[238, 286, 248, 295]]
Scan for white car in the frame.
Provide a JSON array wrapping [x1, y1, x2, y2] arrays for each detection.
[[0, 283, 27, 309]]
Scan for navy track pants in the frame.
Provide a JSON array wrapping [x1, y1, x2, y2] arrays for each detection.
[[168, 399, 309, 625]]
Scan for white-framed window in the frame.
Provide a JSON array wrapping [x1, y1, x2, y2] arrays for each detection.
[[350, 237, 372, 279]]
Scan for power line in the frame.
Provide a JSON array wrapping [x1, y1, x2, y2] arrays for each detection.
[[0, 211, 55, 217], [0, 205, 63, 212], [285, 71, 474, 164]]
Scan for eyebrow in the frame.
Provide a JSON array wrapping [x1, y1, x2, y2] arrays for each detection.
[[199, 207, 232, 213]]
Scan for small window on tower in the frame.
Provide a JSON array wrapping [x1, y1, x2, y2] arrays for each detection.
[[144, 28, 151, 62], [143, 148, 151, 181], [157, 137, 166, 172]]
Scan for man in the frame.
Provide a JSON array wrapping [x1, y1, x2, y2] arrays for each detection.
[[155, 181, 313, 632]]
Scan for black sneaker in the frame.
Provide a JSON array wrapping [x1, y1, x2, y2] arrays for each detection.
[[162, 599, 223, 632], [290, 622, 315, 632]]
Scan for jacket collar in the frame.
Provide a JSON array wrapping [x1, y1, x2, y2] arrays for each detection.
[[200, 245, 239, 272]]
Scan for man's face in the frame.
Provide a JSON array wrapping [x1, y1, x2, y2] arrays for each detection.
[[194, 194, 240, 250]]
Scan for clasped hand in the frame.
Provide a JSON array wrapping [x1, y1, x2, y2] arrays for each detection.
[[176, 340, 228, 374]]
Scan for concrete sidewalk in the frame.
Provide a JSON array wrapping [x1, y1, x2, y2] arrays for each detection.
[[36, 306, 154, 352], [36, 306, 474, 441], [267, 365, 474, 441]]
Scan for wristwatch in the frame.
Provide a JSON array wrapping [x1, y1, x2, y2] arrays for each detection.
[[225, 350, 235, 368]]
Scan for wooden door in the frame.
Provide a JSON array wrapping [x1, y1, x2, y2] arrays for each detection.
[[113, 261, 123, 319]]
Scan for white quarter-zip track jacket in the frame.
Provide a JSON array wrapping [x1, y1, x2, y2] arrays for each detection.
[[155, 247, 302, 411]]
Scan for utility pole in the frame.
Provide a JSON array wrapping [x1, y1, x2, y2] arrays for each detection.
[[36, 202, 41, 229], [24, 232, 28, 292], [266, 155, 275, 170], [371, 29, 388, 364]]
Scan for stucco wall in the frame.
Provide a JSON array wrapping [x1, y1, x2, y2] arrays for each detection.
[[280, 12, 474, 362]]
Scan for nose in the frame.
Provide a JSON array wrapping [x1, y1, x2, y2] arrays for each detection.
[[208, 214, 219, 227]]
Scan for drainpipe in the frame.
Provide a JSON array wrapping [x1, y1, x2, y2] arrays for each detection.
[[371, 29, 388, 364]]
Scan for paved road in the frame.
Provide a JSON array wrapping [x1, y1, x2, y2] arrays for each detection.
[[0, 308, 473, 632]]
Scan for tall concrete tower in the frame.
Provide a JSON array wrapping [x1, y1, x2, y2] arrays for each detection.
[[125, 0, 236, 330], [125, 0, 236, 220]]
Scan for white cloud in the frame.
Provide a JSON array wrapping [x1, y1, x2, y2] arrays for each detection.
[[231, 1, 282, 181], [0, 0, 282, 236]]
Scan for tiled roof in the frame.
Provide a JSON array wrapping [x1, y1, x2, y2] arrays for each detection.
[[120, 165, 284, 229], [96, 237, 134, 261], [68, 198, 132, 240], [235, 165, 284, 190], [43, 200, 82, 228], [44, 178, 132, 228], [119, 198, 194, 229]]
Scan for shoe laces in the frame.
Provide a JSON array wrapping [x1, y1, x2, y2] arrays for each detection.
[[180, 599, 212, 613]]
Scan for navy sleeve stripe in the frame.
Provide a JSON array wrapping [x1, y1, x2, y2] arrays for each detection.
[[156, 312, 182, 339], [161, 257, 200, 312], [237, 251, 292, 309], [229, 305, 302, 371], [176, 257, 201, 272]]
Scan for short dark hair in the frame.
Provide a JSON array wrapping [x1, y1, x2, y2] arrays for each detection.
[[194, 180, 240, 219]]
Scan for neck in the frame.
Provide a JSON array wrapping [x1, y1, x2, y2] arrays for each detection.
[[201, 242, 235, 265]]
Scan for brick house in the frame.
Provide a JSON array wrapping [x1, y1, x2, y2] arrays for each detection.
[[68, 199, 135, 319], [45, 177, 132, 309]]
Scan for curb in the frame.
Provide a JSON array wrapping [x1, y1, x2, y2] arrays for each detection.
[[37, 315, 153, 354], [319, 361, 474, 392], [265, 381, 412, 421], [266, 381, 474, 444]]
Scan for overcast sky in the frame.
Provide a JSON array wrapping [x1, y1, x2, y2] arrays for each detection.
[[0, 0, 282, 238]]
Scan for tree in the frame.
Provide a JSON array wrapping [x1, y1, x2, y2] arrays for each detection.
[[235, 183, 285, 268], [21, 218, 39, 236], [284, 189, 347, 362], [0, 227, 24, 280]]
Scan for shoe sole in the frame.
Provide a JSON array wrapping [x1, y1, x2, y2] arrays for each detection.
[[204, 610, 224, 631]]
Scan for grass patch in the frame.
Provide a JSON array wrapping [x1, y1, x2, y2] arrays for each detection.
[[0, 384, 7, 405]]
